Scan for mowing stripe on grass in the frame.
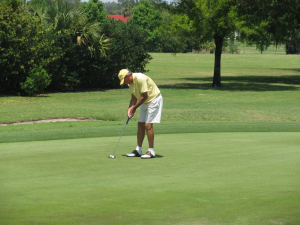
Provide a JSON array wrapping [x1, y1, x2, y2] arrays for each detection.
[[1, 121, 300, 143]]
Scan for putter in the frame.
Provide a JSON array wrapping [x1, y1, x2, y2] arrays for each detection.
[[108, 117, 130, 159]]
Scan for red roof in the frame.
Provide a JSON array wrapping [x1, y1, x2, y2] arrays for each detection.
[[107, 15, 129, 22]]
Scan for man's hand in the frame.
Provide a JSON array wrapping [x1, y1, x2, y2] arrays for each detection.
[[127, 92, 147, 118], [128, 106, 136, 118]]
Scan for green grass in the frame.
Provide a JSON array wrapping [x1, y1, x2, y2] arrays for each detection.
[[1, 121, 300, 143], [1, 52, 299, 127], [0, 50, 300, 224], [1, 133, 300, 225], [237, 43, 286, 55]]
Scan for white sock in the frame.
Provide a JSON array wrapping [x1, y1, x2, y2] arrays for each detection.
[[148, 148, 155, 156], [136, 146, 142, 153]]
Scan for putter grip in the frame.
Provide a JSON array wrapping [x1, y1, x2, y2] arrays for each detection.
[[126, 117, 130, 124]]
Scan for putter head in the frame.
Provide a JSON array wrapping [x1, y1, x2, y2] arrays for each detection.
[[108, 155, 116, 159]]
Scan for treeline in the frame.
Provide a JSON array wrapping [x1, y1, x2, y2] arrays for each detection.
[[0, 0, 151, 95], [104, 0, 300, 54], [1, 0, 299, 95]]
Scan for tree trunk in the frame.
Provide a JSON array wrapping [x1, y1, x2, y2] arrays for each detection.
[[212, 34, 224, 87]]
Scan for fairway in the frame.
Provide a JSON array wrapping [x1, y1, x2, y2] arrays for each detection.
[[1, 51, 299, 224], [1, 132, 300, 225]]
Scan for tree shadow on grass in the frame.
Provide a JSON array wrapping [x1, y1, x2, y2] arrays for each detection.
[[159, 75, 300, 92], [0, 94, 50, 98], [0, 88, 107, 98], [278, 68, 300, 73]]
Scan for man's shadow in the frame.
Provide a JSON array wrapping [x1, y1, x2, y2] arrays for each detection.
[[121, 154, 164, 158]]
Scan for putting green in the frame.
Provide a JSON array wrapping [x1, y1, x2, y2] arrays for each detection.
[[1, 132, 300, 225]]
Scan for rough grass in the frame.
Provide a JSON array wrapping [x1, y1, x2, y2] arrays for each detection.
[[0, 52, 299, 126]]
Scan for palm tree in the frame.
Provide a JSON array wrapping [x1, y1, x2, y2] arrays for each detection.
[[29, 0, 110, 58]]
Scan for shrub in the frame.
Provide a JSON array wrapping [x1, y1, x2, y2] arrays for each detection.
[[20, 66, 51, 96], [0, 4, 56, 94], [75, 20, 152, 89]]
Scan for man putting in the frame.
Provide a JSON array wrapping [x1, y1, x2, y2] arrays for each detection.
[[118, 69, 163, 159]]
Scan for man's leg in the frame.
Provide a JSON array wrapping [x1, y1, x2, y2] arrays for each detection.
[[140, 123, 155, 158], [137, 122, 146, 147], [126, 122, 145, 157], [141, 95, 162, 159], [145, 123, 154, 148]]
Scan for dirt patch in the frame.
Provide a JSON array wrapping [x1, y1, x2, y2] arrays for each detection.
[[0, 118, 98, 126]]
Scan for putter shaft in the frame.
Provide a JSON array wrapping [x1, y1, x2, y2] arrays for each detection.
[[111, 118, 130, 156]]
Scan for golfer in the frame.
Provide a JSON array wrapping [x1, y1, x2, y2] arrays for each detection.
[[118, 69, 163, 159]]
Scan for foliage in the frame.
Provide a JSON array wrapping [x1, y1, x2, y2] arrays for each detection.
[[0, 3, 55, 94], [158, 11, 196, 53], [28, 0, 100, 91], [199, 41, 215, 53], [285, 29, 300, 54], [100, 20, 152, 87], [130, 0, 162, 52], [81, 0, 107, 23], [1, 0, 151, 95], [4, 0, 298, 95], [179, 0, 237, 41], [176, 0, 300, 88], [238, 20, 272, 54], [236, 0, 300, 54], [178, 0, 239, 87], [20, 66, 51, 96]]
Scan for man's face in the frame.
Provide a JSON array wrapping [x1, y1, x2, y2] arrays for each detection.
[[124, 75, 132, 84]]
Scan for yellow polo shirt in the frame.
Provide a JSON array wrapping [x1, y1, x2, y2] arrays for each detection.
[[129, 73, 160, 103]]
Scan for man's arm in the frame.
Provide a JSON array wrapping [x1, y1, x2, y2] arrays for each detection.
[[128, 94, 137, 118], [128, 92, 148, 118]]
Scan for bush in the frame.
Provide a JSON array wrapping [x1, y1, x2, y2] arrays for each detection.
[[20, 66, 51, 96], [0, 4, 56, 94], [73, 20, 152, 89], [1, 2, 152, 94]]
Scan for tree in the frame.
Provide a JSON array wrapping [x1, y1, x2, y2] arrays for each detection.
[[1, 0, 152, 94], [236, 0, 300, 54], [29, 0, 111, 90], [130, 0, 162, 52], [81, 0, 107, 23], [177, 0, 300, 88], [90, 20, 152, 88], [179, 0, 238, 87], [158, 11, 195, 53], [0, 3, 55, 94], [238, 20, 272, 54], [285, 29, 300, 54]]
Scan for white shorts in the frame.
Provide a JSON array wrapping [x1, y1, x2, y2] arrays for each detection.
[[139, 94, 163, 123]]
